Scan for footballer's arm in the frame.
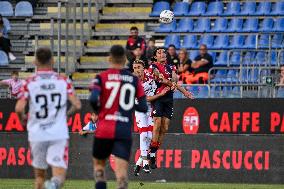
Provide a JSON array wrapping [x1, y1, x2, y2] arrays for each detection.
[[67, 94, 82, 117], [146, 87, 170, 102], [15, 99, 28, 125]]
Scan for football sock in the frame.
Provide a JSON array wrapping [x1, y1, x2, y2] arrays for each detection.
[[143, 159, 149, 166], [136, 156, 143, 166], [96, 181, 106, 189], [51, 176, 63, 189]]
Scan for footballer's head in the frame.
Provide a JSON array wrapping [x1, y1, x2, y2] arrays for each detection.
[[132, 59, 145, 79], [11, 71, 19, 81], [35, 47, 54, 68], [109, 45, 126, 66], [130, 26, 139, 39], [153, 47, 167, 63]]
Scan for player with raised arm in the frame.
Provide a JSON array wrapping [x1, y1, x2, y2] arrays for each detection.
[[15, 47, 82, 189], [89, 45, 148, 189], [132, 59, 170, 176], [148, 47, 193, 169]]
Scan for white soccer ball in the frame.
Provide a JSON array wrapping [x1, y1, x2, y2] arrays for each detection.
[[159, 10, 174, 24]]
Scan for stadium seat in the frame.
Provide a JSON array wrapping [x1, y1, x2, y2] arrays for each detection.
[[226, 69, 238, 83], [197, 86, 209, 98], [3, 18, 11, 33], [229, 35, 245, 49], [199, 35, 214, 48], [204, 1, 224, 16], [272, 34, 283, 48], [230, 51, 241, 66], [244, 35, 257, 49], [226, 18, 243, 32], [210, 52, 217, 63], [254, 51, 266, 66], [249, 68, 259, 83], [243, 51, 255, 65], [210, 86, 222, 98], [0, 50, 9, 66], [223, 1, 241, 16], [187, 2, 206, 16], [181, 35, 197, 49], [258, 34, 270, 48], [273, 18, 284, 32], [214, 51, 228, 66], [149, 1, 170, 17], [271, 1, 284, 16], [0, 1, 13, 16], [213, 35, 229, 49], [276, 87, 284, 98], [15, 1, 33, 17], [240, 69, 249, 83], [156, 20, 176, 33], [173, 2, 189, 16], [255, 1, 271, 16], [211, 18, 228, 32], [211, 70, 227, 83], [242, 18, 258, 32], [164, 35, 180, 49], [259, 18, 274, 32], [193, 18, 210, 32], [189, 50, 199, 60], [175, 18, 194, 32], [269, 51, 278, 66], [239, 1, 256, 15]]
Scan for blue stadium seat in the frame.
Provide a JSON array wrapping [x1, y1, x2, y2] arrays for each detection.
[[240, 69, 249, 83], [197, 86, 209, 98], [244, 35, 256, 49], [150, 1, 170, 17], [211, 70, 227, 83], [223, 1, 241, 16], [214, 51, 228, 66], [226, 18, 243, 32], [175, 18, 194, 32], [226, 69, 238, 83], [189, 50, 199, 60], [193, 18, 210, 32], [231, 86, 241, 97], [255, 1, 271, 16], [258, 34, 269, 48], [271, 1, 284, 16], [230, 52, 241, 66], [204, 1, 224, 16], [173, 2, 189, 16], [0, 1, 13, 16], [259, 18, 274, 32], [243, 51, 255, 65], [273, 18, 284, 32], [272, 34, 283, 48], [229, 35, 245, 49], [270, 51, 277, 66], [0, 50, 9, 66], [199, 35, 214, 48], [279, 51, 284, 65], [210, 52, 217, 63], [15, 1, 33, 17], [276, 88, 284, 98], [254, 51, 266, 66], [187, 2, 206, 16], [164, 35, 180, 49], [249, 69, 259, 83], [181, 35, 197, 49], [213, 35, 229, 49], [243, 18, 258, 32], [156, 20, 176, 33], [3, 18, 11, 33], [239, 1, 256, 15], [210, 86, 222, 98], [211, 18, 228, 32]]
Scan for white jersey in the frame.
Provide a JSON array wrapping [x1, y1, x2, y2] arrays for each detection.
[[18, 70, 74, 142]]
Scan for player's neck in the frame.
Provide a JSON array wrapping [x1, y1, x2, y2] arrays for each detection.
[[109, 63, 125, 70], [36, 66, 53, 71]]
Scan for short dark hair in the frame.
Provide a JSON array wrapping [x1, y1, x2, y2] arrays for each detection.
[[110, 45, 126, 64], [130, 26, 138, 31], [152, 47, 166, 61], [11, 71, 19, 76], [149, 37, 155, 43], [168, 44, 176, 49], [200, 44, 207, 49], [36, 47, 53, 65], [133, 59, 145, 67]]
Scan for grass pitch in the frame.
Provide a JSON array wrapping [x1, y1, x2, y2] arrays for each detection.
[[0, 179, 283, 189]]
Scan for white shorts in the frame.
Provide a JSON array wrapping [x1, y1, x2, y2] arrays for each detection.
[[29, 139, 69, 170], [135, 107, 154, 130]]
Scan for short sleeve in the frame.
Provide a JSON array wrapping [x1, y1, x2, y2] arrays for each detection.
[[2, 79, 11, 86], [186, 59, 192, 65], [66, 78, 75, 96], [18, 80, 29, 100], [136, 78, 145, 99]]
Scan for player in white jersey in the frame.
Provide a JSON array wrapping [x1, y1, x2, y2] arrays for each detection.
[[132, 60, 169, 176], [15, 47, 81, 189]]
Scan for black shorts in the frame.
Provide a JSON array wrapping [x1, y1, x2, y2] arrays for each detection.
[[93, 137, 132, 161], [152, 95, 174, 119]]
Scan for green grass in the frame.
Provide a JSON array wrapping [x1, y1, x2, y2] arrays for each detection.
[[0, 179, 283, 189]]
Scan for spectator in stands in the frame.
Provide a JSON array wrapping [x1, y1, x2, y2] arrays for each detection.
[[167, 44, 180, 68], [177, 48, 193, 84], [146, 37, 156, 61], [0, 71, 23, 98], [190, 44, 213, 84], [126, 26, 146, 61], [0, 15, 16, 61], [127, 46, 148, 72]]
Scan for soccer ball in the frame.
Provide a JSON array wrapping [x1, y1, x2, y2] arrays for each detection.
[[159, 10, 174, 24]]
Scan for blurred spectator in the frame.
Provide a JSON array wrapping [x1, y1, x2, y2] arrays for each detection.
[[167, 44, 180, 67], [177, 49, 193, 84], [0, 15, 16, 61], [0, 71, 23, 98], [127, 46, 148, 72], [146, 37, 156, 61], [190, 44, 213, 84], [126, 26, 146, 61]]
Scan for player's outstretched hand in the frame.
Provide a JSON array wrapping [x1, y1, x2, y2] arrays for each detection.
[[79, 130, 86, 135]]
